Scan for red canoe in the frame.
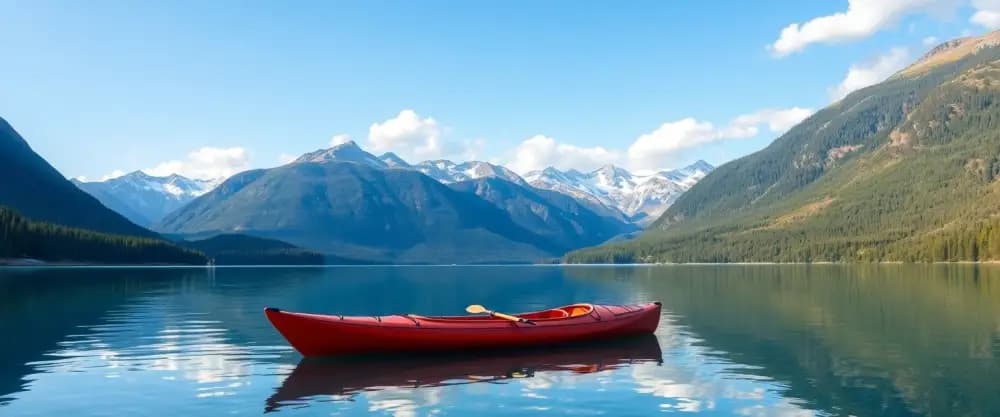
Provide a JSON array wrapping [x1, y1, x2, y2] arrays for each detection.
[[265, 302, 662, 357]]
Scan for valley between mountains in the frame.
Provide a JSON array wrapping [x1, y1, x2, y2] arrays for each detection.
[[84, 141, 711, 263], [0, 114, 710, 264]]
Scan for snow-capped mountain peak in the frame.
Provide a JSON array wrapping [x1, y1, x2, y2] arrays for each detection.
[[525, 161, 714, 225], [294, 141, 387, 167], [593, 164, 633, 189], [413, 159, 527, 185], [72, 171, 220, 227], [378, 152, 410, 168]]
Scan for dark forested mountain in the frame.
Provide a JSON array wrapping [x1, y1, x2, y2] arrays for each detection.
[[158, 160, 562, 263], [72, 171, 218, 227], [179, 234, 328, 265], [0, 117, 155, 238], [448, 177, 636, 252], [0, 206, 205, 265], [568, 30, 1000, 263], [159, 142, 640, 263]]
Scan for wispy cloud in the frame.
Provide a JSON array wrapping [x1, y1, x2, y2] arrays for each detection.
[[505, 107, 813, 173], [506, 134, 622, 174], [971, 0, 1000, 29], [828, 47, 911, 101], [626, 108, 813, 171], [143, 146, 250, 180], [768, 0, 959, 57]]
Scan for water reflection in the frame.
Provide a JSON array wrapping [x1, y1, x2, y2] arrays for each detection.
[[0, 265, 998, 416], [265, 335, 662, 412], [565, 264, 1000, 417]]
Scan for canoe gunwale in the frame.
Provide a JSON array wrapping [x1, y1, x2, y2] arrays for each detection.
[[265, 302, 662, 356]]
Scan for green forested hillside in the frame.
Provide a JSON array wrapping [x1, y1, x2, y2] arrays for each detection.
[[0, 206, 206, 264], [568, 31, 1000, 263]]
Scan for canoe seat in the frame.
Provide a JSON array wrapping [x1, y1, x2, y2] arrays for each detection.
[[564, 306, 591, 317], [526, 309, 569, 319]]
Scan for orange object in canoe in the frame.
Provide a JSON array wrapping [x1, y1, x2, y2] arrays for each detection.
[[264, 302, 662, 357]]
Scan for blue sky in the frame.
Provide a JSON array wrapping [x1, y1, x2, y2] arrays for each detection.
[[1, 0, 997, 180]]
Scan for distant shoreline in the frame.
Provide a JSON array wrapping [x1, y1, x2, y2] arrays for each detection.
[[0, 258, 205, 267], [4, 258, 1000, 268]]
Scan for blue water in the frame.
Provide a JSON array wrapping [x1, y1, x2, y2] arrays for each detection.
[[1, 265, 998, 416]]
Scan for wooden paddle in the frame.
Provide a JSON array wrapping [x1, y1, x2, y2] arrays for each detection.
[[466, 304, 535, 325]]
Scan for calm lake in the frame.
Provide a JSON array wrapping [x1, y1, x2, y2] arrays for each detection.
[[1, 265, 998, 416]]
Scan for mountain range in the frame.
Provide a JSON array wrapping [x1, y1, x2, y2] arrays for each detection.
[[157, 142, 642, 263], [73, 139, 711, 239], [524, 161, 713, 224], [568, 30, 1000, 263], [72, 172, 218, 227], [295, 141, 529, 185]]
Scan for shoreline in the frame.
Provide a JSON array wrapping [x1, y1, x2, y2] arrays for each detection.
[[4, 258, 1000, 268], [0, 258, 205, 267]]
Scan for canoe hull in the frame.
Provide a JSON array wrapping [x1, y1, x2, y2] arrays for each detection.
[[265, 303, 662, 357]]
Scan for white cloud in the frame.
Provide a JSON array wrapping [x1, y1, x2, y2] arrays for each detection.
[[768, 0, 958, 57], [729, 108, 815, 134], [365, 109, 487, 163], [329, 133, 353, 146], [972, 0, 1000, 29], [829, 47, 911, 101], [102, 170, 126, 181], [367, 110, 442, 160], [277, 153, 296, 165], [144, 147, 250, 180], [507, 134, 622, 173], [455, 138, 487, 161], [627, 108, 813, 171], [75, 169, 128, 183], [627, 118, 734, 171], [506, 107, 812, 173], [922, 36, 940, 46]]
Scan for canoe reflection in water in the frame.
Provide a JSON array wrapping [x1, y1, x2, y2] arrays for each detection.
[[265, 334, 662, 412]]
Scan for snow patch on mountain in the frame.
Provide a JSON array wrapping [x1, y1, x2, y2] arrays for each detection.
[[524, 161, 713, 225], [72, 171, 220, 227], [414, 160, 528, 186], [282, 142, 711, 226], [295, 140, 388, 167]]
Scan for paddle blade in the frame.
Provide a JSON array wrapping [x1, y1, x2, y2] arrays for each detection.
[[465, 304, 487, 314]]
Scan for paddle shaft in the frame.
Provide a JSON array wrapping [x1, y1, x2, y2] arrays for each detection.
[[488, 310, 535, 325]]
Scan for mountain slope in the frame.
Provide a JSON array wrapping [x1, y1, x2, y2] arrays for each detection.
[[157, 160, 559, 263], [0, 206, 205, 265], [568, 30, 1000, 263], [525, 161, 713, 224], [447, 177, 636, 252], [0, 117, 156, 238], [73, 171, 217, 227]]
